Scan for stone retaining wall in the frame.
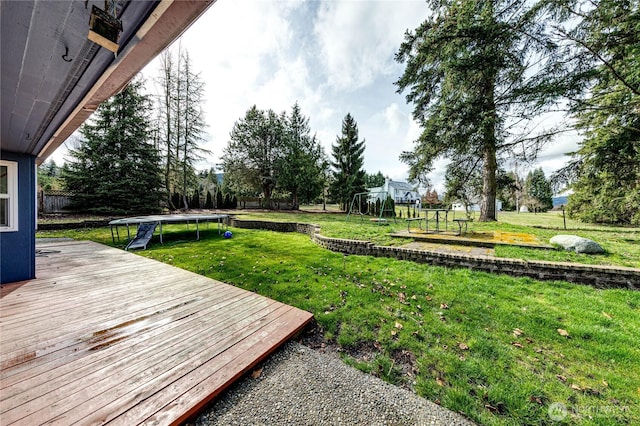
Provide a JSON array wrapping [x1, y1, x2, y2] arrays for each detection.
[[230, 218, 640, 290]]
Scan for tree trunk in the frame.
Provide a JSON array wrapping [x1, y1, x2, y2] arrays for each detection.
[[480, 141, 497, 221], [480, 75, 498, 222]]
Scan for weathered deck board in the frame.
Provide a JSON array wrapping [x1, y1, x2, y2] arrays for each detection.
[[1, 241, 313, 425]]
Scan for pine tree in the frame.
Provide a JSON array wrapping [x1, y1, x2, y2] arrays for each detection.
[[222, 106, 285, 206], [328, 113, 367, 211], [277, 102, 326, 209], [525, 168, 553, 212], [548, 0, 640, 224], [63, 79, 163, 214], [396, 0, 564, 221]]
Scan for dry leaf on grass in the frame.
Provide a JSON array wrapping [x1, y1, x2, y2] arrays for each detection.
[[557, 328, 570, 337], [556, 374, 567, 382], [440, 303, 449, 309], [602, 311, 613, 319], [571, 384, 583, 391], [529, 395, 543, 405], [459, 343, 469, 350], [436, 377, 445, 386], [512, 342, 524, 348], [394, 321, 403, 329], [513, 328, 523, 337]]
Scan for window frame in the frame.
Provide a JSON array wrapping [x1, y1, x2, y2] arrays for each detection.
[[0, 160, 19, 232]]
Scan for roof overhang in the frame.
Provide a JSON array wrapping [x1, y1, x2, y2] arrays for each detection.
[[1, 0, 215, 164]]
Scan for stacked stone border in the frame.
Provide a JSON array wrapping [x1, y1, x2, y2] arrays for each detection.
[[229, 218, 640, 290]]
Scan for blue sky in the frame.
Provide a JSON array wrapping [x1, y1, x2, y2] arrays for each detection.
[[57, 0, 579, 193]]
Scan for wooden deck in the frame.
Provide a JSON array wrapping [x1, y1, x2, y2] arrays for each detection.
[[1, 241, 313, 425]]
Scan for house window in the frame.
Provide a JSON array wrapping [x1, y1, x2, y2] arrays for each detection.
[[0, 160, 19, 232]]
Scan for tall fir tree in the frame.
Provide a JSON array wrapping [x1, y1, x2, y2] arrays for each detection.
[[222, 106, 285, 204], [62, 79, 163, 214], [548, 0, 640, 224], [525, 168, 553, 212], [329, 113, 367, 211], [277, 102, 326, 209], [395, 0, 564, 221]]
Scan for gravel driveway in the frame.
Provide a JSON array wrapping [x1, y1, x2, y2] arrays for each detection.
[[189, 341, 475, 426]]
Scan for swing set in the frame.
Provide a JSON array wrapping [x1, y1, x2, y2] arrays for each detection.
[[346, 191, 396, 224]]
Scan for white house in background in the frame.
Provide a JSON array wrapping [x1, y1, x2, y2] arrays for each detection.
[[369, 179, 421, 204], [452, 197, 503, 212]]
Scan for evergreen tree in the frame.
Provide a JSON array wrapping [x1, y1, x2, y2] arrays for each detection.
[[525, 168, 553, 212], [63, 79, 163, 214], [548, 0, 640, 224], [328, 113, 367, 211], [365, 171, 386, 188], [277, 102, 326, 209], [396, 0, 564, 221], [222, 106, 285, 206], [204, 191, 213, 209]]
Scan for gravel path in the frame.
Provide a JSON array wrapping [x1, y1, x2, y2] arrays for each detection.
[[190, 341, 475, 426]]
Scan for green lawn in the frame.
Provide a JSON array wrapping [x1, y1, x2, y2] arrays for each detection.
[[234, 210, 640, 268], [37, 220, 640, 425]]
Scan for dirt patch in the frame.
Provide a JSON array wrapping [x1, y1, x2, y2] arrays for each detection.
[[403, 241, 494, 256], [391, 348, 419, 379]]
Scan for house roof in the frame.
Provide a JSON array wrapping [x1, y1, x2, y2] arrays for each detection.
[[1, 0, 214, 163], [388, 180, 415, 192]]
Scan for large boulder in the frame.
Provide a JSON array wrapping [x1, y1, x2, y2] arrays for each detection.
[[550, 235, 605, 254]]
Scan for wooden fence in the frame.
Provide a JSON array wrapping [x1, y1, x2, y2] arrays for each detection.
[[38, 190, 74, 214]]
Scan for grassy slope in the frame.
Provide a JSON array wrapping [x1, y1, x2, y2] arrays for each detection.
[[145, 229, 640, 425]]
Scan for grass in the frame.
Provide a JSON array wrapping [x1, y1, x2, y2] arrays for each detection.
[[233, 210, 640, 268], [36, 222, 640, 425]]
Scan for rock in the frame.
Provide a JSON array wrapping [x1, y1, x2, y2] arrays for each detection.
[[550, 235, 605, 254]]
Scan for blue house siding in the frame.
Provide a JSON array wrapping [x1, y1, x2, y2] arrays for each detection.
[[0, 151, 36, 284]]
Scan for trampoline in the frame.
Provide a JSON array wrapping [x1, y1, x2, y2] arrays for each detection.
[[109, 214, 229, 247]]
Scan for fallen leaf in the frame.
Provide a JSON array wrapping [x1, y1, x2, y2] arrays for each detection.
[[436, 377, 445, 386], [529, 395, 543, 405], [440, 303, 449, 309], [442, 345, 448, 350], [557, 328, 570, 337], [525, 338, 534, 344], [512, 342, 524, 348], [602, 379, 608, 387], [485, 404, 499, 413], [390, 329, 397, 336], [556, 374, 567, 382], [398, 292, 406, 303], [571, 384, 583, 391], [251, 367, 263, 379], [411, 294, 417, 300], [602, 311, 613, 319], [513, 328, 524, 337], [394, 321, 403, 329], [434, 399, 441, 405], [426, 296, 432, 301], [459, 343, 469, 350]]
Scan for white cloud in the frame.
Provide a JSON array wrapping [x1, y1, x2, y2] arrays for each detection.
[[313, 1, 427, 91]]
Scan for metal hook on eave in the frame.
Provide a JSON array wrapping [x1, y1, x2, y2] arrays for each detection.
[[62, 46, 73, 62]]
